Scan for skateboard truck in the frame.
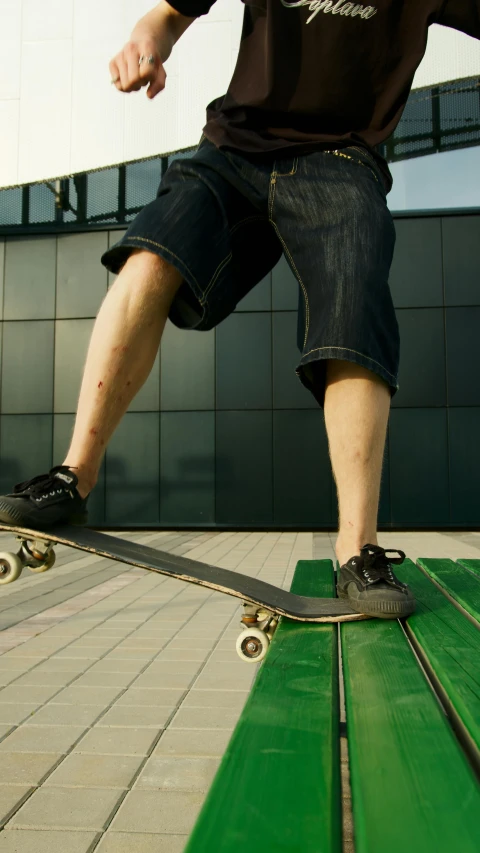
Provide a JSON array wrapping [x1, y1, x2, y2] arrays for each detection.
[[236, 603, 279, 663], [0, 538, 56, 585]]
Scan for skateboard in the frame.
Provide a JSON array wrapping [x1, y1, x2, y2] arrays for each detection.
[[0, 523, 367, 662]]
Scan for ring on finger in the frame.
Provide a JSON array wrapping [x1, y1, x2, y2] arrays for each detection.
[[138, 54, 155, 66]]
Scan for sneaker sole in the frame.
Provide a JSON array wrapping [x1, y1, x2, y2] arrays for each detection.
[[0, 503, 28, 526], [337, 589, 416, 619], [0, 501, 87, 528]]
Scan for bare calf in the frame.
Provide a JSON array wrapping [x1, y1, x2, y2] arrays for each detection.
[[63, 249, 183, 497]]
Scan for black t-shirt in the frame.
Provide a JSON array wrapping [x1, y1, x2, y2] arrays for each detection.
[[167, 0, 480, 189]]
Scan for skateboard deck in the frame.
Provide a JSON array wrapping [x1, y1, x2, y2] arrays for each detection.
[[0, 523, 365, 623]]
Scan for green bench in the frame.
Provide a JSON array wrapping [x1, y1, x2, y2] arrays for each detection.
[[185, 557, 480, 852]]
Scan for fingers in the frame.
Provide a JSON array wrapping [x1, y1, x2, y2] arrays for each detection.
[[109, 58, 121, 88], [109, 41, 166, 98], [145, 62, 167, 99], [125, 42, 144, 91]]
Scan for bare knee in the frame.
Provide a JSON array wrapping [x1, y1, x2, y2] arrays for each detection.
[[127, 247, 181, 279], [121, 248, 184, 297]]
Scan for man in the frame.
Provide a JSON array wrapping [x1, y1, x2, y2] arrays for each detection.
[[1, 0, 477, 617]]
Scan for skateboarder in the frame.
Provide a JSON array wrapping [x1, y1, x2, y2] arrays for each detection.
[[1, 0, 476, 616]]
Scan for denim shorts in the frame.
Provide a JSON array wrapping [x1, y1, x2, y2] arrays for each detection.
[[101, 137, 399, 406]]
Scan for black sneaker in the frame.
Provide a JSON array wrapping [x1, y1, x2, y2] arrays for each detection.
[[0, 466, 88, 529], [337, 544, 415, 619]]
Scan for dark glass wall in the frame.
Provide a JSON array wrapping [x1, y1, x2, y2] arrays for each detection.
[[1, 77, 478, 233], [0, 212, 479, 529]]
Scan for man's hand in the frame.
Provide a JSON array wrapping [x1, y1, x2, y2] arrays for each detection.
[[109, 38, 167, 99], [109, 2, 196, 99]]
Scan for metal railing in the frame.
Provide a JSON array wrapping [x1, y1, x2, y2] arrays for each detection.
[[1, 76, 479, 233]]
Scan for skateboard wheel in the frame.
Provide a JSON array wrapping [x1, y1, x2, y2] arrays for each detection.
[[27, 550, 56, 573], [236, 628, 270, 663], [0, 552, 23, 585]]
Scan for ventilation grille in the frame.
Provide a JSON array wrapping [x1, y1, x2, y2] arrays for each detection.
[[1, 77, 479, 230]]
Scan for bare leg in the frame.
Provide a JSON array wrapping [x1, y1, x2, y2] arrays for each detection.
[[62, 249, 183, 497], [323, 360, 391, 568]]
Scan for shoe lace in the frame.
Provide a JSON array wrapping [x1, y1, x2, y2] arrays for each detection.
[[360, 544, 406, 588], [12, 468, 76, 501]]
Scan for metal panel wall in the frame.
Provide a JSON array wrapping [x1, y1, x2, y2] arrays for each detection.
[[0, 212, 478, 528]]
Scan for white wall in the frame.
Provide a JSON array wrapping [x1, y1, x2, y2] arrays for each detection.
[[0, 0, 243, 188], [388, 145, 480, 212], [0, 1, 479, 190], [412, 25, 480, 89]]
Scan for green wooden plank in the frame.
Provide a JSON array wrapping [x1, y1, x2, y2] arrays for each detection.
[[417, 558, 480, 623], [185, 560, 342, 853], [341, 583, 480, 853], [458, 558, 480, 580], [397, 560, 480, 755]]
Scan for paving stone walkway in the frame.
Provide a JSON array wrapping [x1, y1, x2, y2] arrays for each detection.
[[0, 528, 479, 852]]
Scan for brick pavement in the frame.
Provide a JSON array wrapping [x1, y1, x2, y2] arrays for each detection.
[[0, 528, 478, 852]]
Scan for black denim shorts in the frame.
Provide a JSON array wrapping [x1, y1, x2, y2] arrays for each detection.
[[101, 137, 399, 406]]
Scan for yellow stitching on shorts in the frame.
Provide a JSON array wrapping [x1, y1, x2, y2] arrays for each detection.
[[274, 157, 299, 177], [270, 230, 310, 348], [230, 215, 267, 236], [300, 346, 397, 382], [204, 216, 266, 301], [201, 252, 232, 303], [326, 150, 379, 183], [121, 236, 200, 290], [274, 229, 310, 348], [268, 171, 276, 221], [268, 173, 310, 347]]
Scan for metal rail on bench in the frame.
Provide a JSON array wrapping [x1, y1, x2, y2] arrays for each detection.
[[185, 560, 342, 853], [419, 557, 480, 623], [186, 556, 480, 852], [341, 557, 480, 853]]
